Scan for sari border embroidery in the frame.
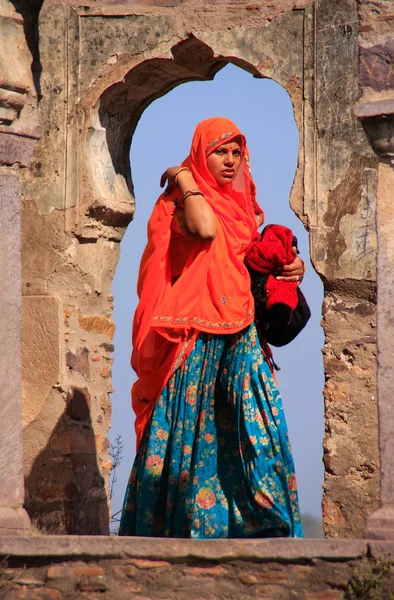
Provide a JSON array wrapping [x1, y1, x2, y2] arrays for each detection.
[[153, 311, 254, 331], [172, 334, 194, 373], [205, 132, 235, 154], [244, 152, 252, 176]]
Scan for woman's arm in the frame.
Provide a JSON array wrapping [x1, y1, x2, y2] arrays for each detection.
[[161, 167, 216, 241]]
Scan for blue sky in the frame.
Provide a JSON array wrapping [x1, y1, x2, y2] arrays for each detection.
[[109, 64, 325, 523]]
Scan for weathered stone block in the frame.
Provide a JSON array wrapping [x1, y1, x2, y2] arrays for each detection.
[[47, 565, 69, 579], [0, 130, 39, 167], [5, 588, 64, 599], [38, 485, 64, 502], [360, 41, 394, 91], [128, 559, 171, 570], [76, 239, 120, 295], [50, 429, 100, 455], [66, 348, 90, 377], [13, 575, 45, 586], [109, 0, 182, 6], [182, 565, 228, 577], [76, 576, 108, 592], [305, 592, 344, 600], [22, 295, 60, 427], [77, 311, 115, 338]]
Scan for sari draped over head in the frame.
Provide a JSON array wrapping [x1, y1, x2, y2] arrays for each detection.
[[132, 117, 264, 449]]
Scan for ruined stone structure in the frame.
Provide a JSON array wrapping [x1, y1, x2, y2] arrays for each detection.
[[0, 0, 393, 547]]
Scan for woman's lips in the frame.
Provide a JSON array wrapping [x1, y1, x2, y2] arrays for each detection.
[[222, 170, 234, 177]]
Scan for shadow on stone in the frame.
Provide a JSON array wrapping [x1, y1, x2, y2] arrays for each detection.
[[24, 386, 109, 535]]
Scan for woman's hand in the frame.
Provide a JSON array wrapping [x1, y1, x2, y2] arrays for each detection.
[[276, 247, 305, 283], [160, 167, 181, 195]]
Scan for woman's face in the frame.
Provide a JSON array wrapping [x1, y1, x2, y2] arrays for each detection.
[[206, 139, 242, 186]]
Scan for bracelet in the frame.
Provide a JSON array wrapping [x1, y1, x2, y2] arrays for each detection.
[[174, 166, 191, 186], [182, 189, 204, 203]]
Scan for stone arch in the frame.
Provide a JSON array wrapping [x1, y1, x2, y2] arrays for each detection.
[[20, 1, 378, 537], [77, 35, 305, 242]]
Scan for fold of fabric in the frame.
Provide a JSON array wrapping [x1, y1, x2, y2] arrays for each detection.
[[245, 224, 299, 311], [120, 324, 303, 538], [132, 118, 264, 449]]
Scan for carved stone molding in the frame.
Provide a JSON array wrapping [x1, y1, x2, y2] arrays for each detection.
[[0, 1, 33, 124], [358, 115, 394, 161], [355, 99, 394, 161]]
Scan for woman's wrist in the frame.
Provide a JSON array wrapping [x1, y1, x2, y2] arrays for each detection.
[[174, 167, 191, 186], [182, 189, 204, 203], [176, 170, 198, 194]]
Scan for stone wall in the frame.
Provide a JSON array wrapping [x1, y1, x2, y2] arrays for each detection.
[[0, 0, 383, 536], [1, 537, 394, 600], [354, 0, 394, 539]]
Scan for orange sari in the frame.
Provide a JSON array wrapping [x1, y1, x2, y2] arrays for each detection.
[[132, 117, 264, 449]]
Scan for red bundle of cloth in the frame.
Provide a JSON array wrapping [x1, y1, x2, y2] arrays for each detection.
[[245, 224, 299, 311]]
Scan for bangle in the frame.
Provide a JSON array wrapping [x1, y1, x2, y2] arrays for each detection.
[[182, 189, 204, 203], [174, 166, 191, 186]]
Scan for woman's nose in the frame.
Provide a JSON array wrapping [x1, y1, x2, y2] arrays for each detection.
[[224, 152, 234, 165]]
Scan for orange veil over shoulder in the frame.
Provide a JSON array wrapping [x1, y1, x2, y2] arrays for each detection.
[[132, 117, 264, 448]]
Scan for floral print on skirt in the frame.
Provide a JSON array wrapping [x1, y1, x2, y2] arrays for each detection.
[[119, 323, 303, 538]]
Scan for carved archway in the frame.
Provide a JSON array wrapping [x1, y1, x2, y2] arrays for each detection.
[[21, 2, 378, 537]]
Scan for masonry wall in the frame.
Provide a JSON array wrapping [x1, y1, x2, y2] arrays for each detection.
[[2, 538, 394, 600], [0, 0, 380, 536]]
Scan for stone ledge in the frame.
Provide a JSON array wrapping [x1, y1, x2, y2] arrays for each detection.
[[369, 541, 394, 558], [0, 130, 39, 166], [0, 537, 369, 562], [354, 97, 394, 119]]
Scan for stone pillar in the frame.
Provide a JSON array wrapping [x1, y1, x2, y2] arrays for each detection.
[[355, 0, 394, 539], [0, 171, 31, 534], [355, 106, 394, 539], [0, 0, 39, 534]]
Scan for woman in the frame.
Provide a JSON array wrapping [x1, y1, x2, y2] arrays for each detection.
[[119, 117, 304, 538]]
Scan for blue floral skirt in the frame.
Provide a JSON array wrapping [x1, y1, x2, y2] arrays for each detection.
[[119, 323, 303, 538]]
